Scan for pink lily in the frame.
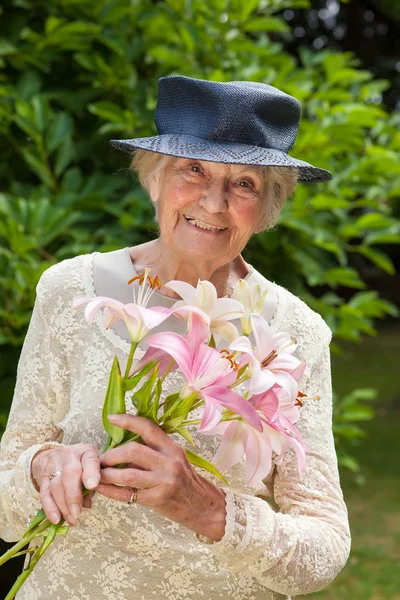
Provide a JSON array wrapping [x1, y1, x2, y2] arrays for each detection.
[[165, 279, 245, 343], [229, 314, 309, 401], [207, 386, 307, 485], [73, 269, 210, 345], [141, 312, 262, 432]]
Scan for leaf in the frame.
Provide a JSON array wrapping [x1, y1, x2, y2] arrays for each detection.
[[341, 405, 376, 422], [324, 268, 366, 289], [171, 391, 199, 419], [243, 17, 290, 33], [20, 148, 54, 188], [0, 39, 17, 56], [354, 212, 396, 231], [146, 378, 162, 422], [45, 112, 74, 154], [54, 137, 74, 177], [353, 245, 395, 275], [185, 450, 229, 485], [123, 361, 157, 391], [102, 356, 126, 445], [88, 101, 128, 124], [173, 426, 194, 445], [131, 365, 159, 415]]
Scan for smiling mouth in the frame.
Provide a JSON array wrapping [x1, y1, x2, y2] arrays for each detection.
[[184, 215, 227, 232]]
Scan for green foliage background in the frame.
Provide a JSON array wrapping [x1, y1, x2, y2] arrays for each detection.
[[1, 0, 399, 476]]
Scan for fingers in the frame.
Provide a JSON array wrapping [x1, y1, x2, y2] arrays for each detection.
[[82, 491, 95, 509], [80, 446, 101, 490], [101, 441, 161, 471], [40, 474, 66, 525], [99, 466, 155, 489], [108, 414, 176, 453], [95, 482, 136, 504], [37, 443, 100, 526]]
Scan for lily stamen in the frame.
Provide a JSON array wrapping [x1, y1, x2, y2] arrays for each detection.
[[128, 270, 162, 306], [220, 349, 239, 371], [261, 349, 278, 368], [295, 391, 320, 407]]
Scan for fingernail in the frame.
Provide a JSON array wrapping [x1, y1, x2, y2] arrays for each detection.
[[108, 414, 118, 421], [86, 477, 99, 489], [50, 512, 60, 524], [70, 504, 81, 519]]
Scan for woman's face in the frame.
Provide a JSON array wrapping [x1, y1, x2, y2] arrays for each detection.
[[149, 158, 266, 266]]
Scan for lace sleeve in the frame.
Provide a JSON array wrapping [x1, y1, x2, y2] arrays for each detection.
[[0, 272, 66, 542], [197, 338, 351, 596]]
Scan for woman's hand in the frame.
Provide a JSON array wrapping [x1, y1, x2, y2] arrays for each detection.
[[95, 414, 227, 542], [31, 444, 101, 526]]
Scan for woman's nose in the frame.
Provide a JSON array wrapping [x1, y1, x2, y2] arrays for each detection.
[[198, 179, 228, 213]]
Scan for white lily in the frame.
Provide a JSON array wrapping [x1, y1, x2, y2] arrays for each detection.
[[231, 279, 268, 335], [165, 279, 245, 343]]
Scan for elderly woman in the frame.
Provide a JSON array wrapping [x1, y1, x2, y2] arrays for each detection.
[[0, 76, 350, 599]]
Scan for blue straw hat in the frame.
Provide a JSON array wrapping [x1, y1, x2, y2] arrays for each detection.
[[110, 75, 332, 184]]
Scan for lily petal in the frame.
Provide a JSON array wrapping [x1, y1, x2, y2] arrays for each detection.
[[164, 280, 197, 305], [197, 396, 224, 431], [210, 297, 245, 321], [245, 428, 273, 485], [212, 421, 247, 472], [204, 386, 262, 432], [144, 331, 194, 383], [211, 319, 240, 344]]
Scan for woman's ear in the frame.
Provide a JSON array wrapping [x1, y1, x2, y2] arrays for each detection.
[[149, 174, 160, 205]]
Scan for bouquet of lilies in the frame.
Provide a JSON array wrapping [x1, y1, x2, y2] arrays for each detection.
[[1, 269, 318, 599]]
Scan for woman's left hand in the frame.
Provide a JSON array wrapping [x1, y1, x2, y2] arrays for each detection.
[[94, 414, 227, 542]]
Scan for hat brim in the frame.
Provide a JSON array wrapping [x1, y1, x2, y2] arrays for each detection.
[[109, 134, 332, 183]]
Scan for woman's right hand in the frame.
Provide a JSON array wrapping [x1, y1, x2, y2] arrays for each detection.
[[31, 444, 101, 526]]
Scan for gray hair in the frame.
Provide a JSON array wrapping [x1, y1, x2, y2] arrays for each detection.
[[128, 150, 297, 231]]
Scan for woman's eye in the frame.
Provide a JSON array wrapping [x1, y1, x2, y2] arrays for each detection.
[[189, 164, 202, 173], [238, 180, 253, 189]]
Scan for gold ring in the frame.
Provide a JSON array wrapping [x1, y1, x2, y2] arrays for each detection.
[[49, 470, 62, 481], [127, 487, 138, 505]]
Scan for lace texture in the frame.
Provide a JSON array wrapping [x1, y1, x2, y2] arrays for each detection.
[[0, 251, 351, 600]]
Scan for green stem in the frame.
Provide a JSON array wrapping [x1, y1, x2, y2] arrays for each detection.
[[0, 519, 51, 567], [160, 359, 175, 384], [181, 415, 241, 427], [4, 522, 63, 600], [124, 342, 138, 379], [229, 374, 249, 389]]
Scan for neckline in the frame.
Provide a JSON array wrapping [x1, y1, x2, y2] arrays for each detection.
[[121, 246, 255, 301]]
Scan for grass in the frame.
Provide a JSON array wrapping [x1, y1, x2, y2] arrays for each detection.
[[298, 324, 400, 600]]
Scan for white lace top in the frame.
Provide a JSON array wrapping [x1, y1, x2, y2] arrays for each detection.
[[0, 248, 351, 600]]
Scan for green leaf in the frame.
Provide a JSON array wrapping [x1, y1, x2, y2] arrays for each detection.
[[354, 212, 396, 231], [123, 361, 157, 391], [243, 17, 290, 33], [173, 426, 194, 445], [131, 365, 159, 414], [341, 405, 376, 422], [338, 454, 360, 473], [102, 356, 126, 445], [54, 137, 74, 177], [0, 39, 17, 56], [325, 267, 366, 289], [146, 378, 162, 422], [20, 147, 54, 188], [185, 450, 229, 485], [45, 113, 74, 154], [353, 245, 395, 275]]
